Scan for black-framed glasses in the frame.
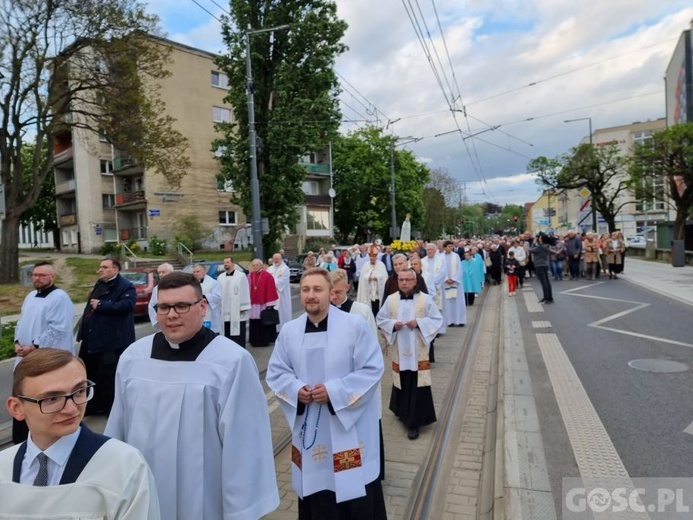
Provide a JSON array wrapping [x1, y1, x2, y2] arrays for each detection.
[[154, 298, 203, 315], [17, 382, 95, 414]]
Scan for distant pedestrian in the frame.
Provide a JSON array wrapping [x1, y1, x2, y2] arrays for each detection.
[[505, 251, 520, 296], [564, 230, 583, 280], [12, 261, 74, 443], [77, 257, 135, 415], [148, 262, 175, 330], [532, 234, 554, 303]]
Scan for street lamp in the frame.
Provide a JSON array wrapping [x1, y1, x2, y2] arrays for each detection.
[[564, 117, 597, 232], [246, 24, 289, 261]]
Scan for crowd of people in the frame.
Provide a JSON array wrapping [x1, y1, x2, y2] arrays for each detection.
[[2, 229, 628, 518]]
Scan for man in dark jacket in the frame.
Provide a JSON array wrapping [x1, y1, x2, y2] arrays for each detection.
[[77, 257, 136, 415], [564, 230, 583, 280]]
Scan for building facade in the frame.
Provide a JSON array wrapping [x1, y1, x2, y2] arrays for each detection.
[[54, 37, 246, 254], [549, 118, 667, 236]]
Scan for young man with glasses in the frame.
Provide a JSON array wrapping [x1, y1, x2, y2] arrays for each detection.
[[377, 268, 443, 440], [0, 348, 160, 519], [12, 261, 75, 444], [105, 271, 279, 520]]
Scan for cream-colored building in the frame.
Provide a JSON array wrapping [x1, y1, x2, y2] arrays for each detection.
[[552, 118, 667, 236], [54, 37, 246, 254]]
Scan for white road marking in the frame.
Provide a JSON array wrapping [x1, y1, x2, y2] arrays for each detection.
[[683, 422, 693, 436], [561, 285, 693, 349]]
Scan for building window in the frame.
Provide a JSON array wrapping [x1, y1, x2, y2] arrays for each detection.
[[213, 106, 231, 123], [217, 177, 235, 192], [219, 210, 237, 226], [98, 130, 109, 143], [302, 181, 319, 195], [100, 160, 113, 175], [103, 227, 117, 242], [102, 194, 116, 208], [211, 71, 229, 89], [633, 130, 653, 146], [307, 208, 329, 230]]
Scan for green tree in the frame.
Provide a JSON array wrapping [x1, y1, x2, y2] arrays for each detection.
[[630, 122, 693, 240], [0, 0, 189, 283], [215, 0, 347, 258], [422, 168, 458, 240], [18, 141, 57, 245], [331, 126, 429, 243], [529, 143, 631, 233]]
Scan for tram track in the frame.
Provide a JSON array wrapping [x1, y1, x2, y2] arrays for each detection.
[[402, 286, 499, 519]]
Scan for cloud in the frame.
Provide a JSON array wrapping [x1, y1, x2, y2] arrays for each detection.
[[145, 1, 693, 206]]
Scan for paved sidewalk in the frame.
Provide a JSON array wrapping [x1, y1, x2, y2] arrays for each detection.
[[619, 257, 693, 306]]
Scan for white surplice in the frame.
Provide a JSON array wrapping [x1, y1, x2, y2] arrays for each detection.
[[14, 287, 74, 355], [199, 274, 222, 333], [355, 260, 388, 306], [105, 335, 279, 520], [442, 252, 467, 326], [218, 269, 251, 337], [267, 261, 292, 330], [0, 439, 160, 519], [266, 307, 384, 503], [421, 254, 447, 334]]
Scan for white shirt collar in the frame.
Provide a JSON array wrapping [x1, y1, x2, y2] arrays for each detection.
[[26, 426, 81, 467]]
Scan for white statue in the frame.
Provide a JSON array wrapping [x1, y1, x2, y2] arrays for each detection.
[[400, 213, 411, 242]]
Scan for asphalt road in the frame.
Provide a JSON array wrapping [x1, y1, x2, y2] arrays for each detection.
[[518, 274, 693, 510]]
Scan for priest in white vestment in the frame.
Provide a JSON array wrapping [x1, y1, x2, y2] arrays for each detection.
[[267, 267, 387, 518], [377, 269, 442, 440], [356, 244, 389, 317], [192, 264, 222, 333], [441, 241, 467, 327], [219, 256, 251, 347], [420, 243, 447, 335], [1, 348, 160, 519], [105, 272, 279, 520], [148, 263, 174, 330], [268, 252, 292, 331], [12, 261, 75, 444]]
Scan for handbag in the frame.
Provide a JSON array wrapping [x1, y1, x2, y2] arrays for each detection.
[[260, 307, 280, 326]]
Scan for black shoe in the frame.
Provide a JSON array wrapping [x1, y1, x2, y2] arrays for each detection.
[[407, 427, 419, 440], [539, 299, 546, 303], [544, 299, 554, 304]]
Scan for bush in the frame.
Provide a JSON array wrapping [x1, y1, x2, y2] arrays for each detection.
[[149, 235, 167, 256], [100, 242, 120, 256], [304, 237, 334, 253], [0, 321, 17, 361], [174, 215, 209, 251]]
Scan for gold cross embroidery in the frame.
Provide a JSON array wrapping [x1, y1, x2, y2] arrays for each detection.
[[312, 444, 329, 463]]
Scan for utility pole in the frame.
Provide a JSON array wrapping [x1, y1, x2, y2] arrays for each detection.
[[245, 24, 289, 261]]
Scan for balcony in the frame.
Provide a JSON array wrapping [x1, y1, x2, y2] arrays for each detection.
[[113, 155, 143, 175], [59, 213, 77, 226], [53, 147, 74, 167], [300, 162, 330, 176], [304, 194, 331, 206], [120, 227, 148, 241], [55, 179, 76, 195], [114, 190, 146, 209]]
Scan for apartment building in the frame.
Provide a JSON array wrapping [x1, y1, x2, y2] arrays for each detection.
[[54, 37, 246, 254], [544, 118, 667, 236]]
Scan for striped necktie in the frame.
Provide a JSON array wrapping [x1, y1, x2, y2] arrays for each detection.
[[33, 453, 49, 486]]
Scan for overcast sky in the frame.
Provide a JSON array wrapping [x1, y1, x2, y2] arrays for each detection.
[[145, 1, 693, 207]]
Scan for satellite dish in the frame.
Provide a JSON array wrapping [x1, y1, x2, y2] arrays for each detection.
[[328, 188, 336, 198]]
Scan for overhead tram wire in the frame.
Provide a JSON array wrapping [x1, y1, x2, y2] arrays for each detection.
[[498, 90, 662, 127], [335, 70, 391, 126], [466, 37, 677, 107], [412, 0, 458, 104], [189, 0, 222, 22], [430, 0, 464, 105]]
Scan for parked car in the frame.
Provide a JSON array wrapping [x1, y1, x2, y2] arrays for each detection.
[[182, 260, 248, 280], [626, 235, 646, 248], [120, 269, 157, 317], [288, 254, 307, 283]]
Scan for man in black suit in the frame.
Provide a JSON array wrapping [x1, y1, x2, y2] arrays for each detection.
[[77, 257, 136, 415], [380, 245, 395, 277]]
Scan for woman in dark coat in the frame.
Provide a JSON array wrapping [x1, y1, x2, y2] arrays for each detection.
[[488, 244, 503, 285]]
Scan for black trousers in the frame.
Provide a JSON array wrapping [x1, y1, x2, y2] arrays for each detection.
[[536, 266, 553, 301], [224, 320, 246, 348], [79, 347, 125, 415]]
